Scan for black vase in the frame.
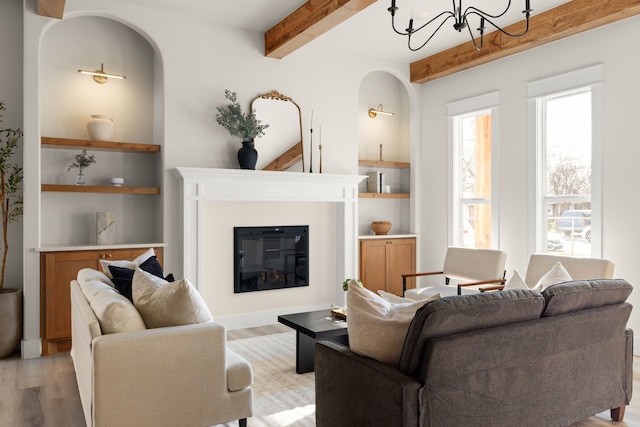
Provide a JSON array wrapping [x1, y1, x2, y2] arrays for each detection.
[[238, 139, 258, 170]]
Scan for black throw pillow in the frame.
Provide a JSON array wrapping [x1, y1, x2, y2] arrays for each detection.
[[109, 266, 136, 302], [108, 256, 174, 302]]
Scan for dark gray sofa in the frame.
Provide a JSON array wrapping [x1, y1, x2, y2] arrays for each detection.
[[315, 279, 633, 427]]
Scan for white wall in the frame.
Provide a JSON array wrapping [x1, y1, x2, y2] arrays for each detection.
[[419, 16, 640, 337], [22, 0, 414, 355]]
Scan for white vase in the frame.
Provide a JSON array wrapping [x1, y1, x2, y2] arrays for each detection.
[[87, 115, 114, 141]]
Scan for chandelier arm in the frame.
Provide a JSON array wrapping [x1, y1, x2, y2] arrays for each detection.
[[412, 11, 456, 34], [390, 14, 409, 35], [463, 15, 483, 51], [391, 9, 454, 36], [467, 11, 530, 38], [463, 0, 513, 20], [408, 15, 456, 52]]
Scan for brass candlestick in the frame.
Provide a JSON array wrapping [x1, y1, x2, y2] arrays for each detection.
[[379, 144, 383, 161], [319, 144, 323, 173]]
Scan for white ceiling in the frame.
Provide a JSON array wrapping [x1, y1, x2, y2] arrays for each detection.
[[127, 0, 571, 63]]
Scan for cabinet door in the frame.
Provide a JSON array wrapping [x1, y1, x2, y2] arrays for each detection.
[[359, 239, 389, 294], [40, 247, 164, 355], [387, 238, 416, 296], [41, 253, 97, 343]]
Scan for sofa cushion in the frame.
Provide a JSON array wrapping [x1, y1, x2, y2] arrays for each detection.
[[109, 256, 174, 303], [99, 247, 155, 278], [399, 290, 545, 378], [132, 269, 213, 328], [78, 279, 146, 334], [347, 281, 438, 366], [541, 279, 633, 317], [533, 262, 572, 291]]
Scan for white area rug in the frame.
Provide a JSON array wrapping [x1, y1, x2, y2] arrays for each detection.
[[216, 332, 316, 427]]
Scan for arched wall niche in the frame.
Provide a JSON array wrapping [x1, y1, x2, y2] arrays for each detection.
[[39, 15, 164, 246], [40, 14, 158, 144], [358, 70, 410, 162], [357, 69, 418, 237]]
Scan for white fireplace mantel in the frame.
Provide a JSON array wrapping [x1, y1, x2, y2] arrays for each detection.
[[173, 167, 366, 304]]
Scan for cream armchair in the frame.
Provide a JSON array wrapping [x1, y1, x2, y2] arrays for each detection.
[[402, 247, 507, 300]]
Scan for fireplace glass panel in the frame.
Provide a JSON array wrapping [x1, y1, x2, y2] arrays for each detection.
[[234, 226, 309, 293]]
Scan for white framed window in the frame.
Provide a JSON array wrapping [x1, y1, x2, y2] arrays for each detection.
[[528, 65, 603, 257], [448, 92, 500, 249]]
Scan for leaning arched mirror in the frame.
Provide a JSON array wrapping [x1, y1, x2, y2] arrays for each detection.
[[251, 91, 304, 172]]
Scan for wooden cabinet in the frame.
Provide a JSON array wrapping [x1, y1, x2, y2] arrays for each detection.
[[40, 246, 164, 355], [359, 237, 416, 296]]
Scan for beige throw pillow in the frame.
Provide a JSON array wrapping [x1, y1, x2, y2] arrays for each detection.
[[347, 281, 438, 366], [132, 269, 213, 328], [502, 270, 529, 291], [79, 279, 146, 334], [533, 262, 572, 292]]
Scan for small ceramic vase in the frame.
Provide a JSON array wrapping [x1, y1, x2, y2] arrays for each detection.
[[87, 115, 114, 141]]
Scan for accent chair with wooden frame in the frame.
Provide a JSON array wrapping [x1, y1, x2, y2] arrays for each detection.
[[402, 247, 507, 300]]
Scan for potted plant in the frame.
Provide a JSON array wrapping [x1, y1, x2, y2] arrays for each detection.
[[0, 100, 24, 358], [67, 149, 96, 185], [215, 90, 269, 170]]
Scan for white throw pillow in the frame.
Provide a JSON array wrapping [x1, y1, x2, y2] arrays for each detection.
[[79, 279, 146, 334], [99, 248, 155, 278], [502, 270, 529, 291], [132, 269, 213, 328], [377, 290, 416, 304], [347, 280, 437, 366], [533, 262, 572, 292]]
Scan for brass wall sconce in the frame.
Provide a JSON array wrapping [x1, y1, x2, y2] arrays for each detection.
[[78, 63, 126, 84], [368, 104, 394, 118]]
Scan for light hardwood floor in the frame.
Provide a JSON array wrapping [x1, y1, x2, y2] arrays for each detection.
[[1, 324, 637, 427]]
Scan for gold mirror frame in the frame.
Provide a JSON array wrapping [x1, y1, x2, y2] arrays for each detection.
[[251, 90, 304, 172]]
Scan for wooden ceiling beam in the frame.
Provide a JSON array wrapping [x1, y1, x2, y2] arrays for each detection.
[[265, 0, 376, 59], [37, 0, 66, 19], [411, 0, 640, 84]]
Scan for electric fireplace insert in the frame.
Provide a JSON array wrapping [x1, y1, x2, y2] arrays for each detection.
[[234, 225, 309, 293]]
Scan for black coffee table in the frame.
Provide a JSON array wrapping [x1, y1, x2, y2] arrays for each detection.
[[278, 309, 349, 374]]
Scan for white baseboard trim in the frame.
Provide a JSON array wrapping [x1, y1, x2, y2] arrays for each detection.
[[634, 336, 640, 356], [216, 304, 330, 331], [21, 338, 42, 359]]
